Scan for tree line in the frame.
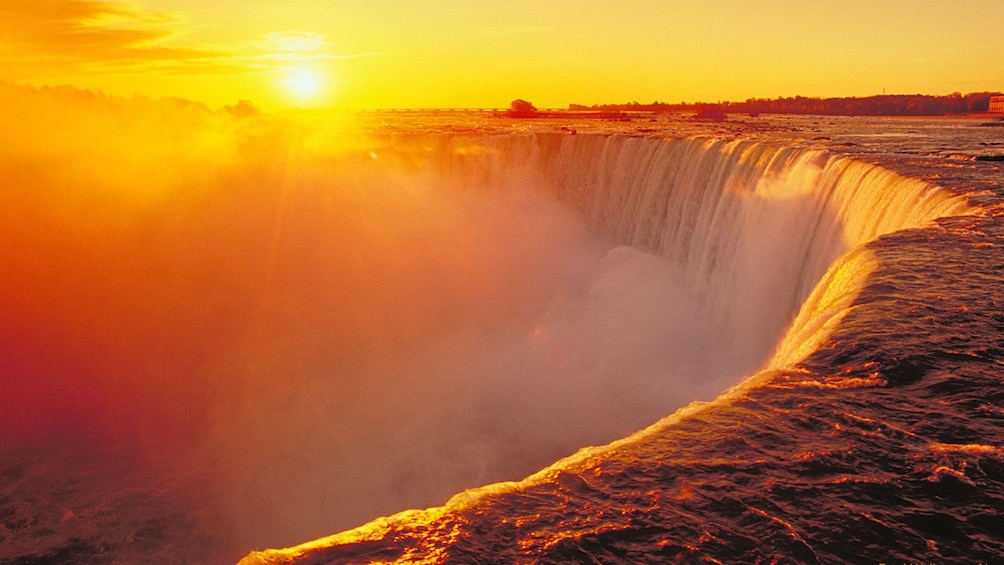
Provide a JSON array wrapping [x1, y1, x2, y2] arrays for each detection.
[[569, 92, 1001, 116]]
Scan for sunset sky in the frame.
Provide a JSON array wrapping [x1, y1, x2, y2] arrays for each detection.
[[2, 0, 1002, 110]]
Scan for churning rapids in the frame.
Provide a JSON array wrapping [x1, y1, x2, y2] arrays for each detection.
[[2, 85, 1004, 564]]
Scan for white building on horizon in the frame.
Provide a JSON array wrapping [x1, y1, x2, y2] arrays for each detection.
[[989, 95, 1004, 114]]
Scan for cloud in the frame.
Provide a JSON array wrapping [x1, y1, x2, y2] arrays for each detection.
[[255, 31, 328, 53], [0, 0, 224, 71], [242, 31, 378, 66], [0, 0, 364, 77]]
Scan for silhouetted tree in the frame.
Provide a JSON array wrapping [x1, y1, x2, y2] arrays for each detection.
[[966, 93, 993, 113], [506, 99, 538, 117]]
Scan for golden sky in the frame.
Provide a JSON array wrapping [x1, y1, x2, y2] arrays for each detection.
[[2, 0, 1002, 110]]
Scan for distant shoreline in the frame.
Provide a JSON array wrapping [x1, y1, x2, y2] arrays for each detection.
[[567, 92, 1003, 118]]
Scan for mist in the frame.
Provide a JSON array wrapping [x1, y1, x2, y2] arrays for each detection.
[[0, 84, 760, 560]]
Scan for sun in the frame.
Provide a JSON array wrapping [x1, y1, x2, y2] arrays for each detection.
[[283, 66, 324, 103]]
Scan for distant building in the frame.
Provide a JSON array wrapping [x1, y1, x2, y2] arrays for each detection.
[[989, 95, 1004, 114]]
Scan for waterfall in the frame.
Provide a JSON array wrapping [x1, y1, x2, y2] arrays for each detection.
[[427, 133, 972, 371]]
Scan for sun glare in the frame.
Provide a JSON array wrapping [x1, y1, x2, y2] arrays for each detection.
[[284, 67, 323, 103]]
